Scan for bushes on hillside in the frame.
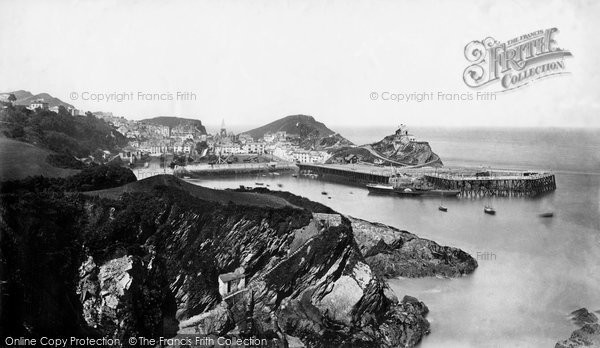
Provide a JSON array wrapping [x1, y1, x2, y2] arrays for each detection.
[[46, 154, 86, 169], [0, 106, 128, 158], [65, 164, 137, 191], [0, 164, 137, 194]]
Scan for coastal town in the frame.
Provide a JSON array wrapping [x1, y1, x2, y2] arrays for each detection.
[[93, 113, 333, 165]]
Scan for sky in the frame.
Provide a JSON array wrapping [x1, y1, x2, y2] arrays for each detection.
[[1, 0, 599, 129]]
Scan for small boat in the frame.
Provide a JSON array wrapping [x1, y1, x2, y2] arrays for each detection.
[[321, 191, 328, 195], [277, 183, 283, 188], [328, 197, 332, 199], [539, 212, 554, 218], [183, 176, 191, 179], [484, 206, 496, 215], [255, 182, 264, 186], [439, 195, 447, 212]]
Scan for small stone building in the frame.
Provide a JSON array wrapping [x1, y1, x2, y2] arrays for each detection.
[[312, 213, 342, 228], [218, 267, 245, 297]]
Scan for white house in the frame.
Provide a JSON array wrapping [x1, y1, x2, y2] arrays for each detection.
[[28, 100, 49, 111], [244, 142, 265, 155], [216, 144, 245, 155], [119, 146, 141, 163], [218, 267, 245, 297]]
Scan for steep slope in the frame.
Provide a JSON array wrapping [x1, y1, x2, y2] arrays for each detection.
[[140, 116, 207, 134], [245, 115, 353, 150], [0, 175, 476, 347]]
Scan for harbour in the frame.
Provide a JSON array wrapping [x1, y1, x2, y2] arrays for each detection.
[[134, 161, 296, 179]]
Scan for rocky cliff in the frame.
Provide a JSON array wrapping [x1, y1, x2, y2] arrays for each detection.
[[328, 133, 442, 167], [556, 308, 600, 348], [350, 217, 477, 278], [0, 175, 475, 347]]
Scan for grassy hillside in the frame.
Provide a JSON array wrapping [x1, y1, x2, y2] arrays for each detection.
[[0, 137, 79, 181], [85, 175, 298, 209], [245, 115, 334, 139]]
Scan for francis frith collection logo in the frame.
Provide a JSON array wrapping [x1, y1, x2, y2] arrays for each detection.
[[463, 28, 572, 91]]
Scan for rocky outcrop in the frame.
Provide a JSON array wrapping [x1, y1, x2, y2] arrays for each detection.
[[327, 132, 442, 167], [76, 254, 173, 340], [370, 135, 441, 166], [350, 217, 477, 278], [556, 308, 600, 348], [0, 176, 474, 347]]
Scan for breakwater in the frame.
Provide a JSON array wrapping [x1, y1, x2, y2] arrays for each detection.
[[173, 162, 296, 178]]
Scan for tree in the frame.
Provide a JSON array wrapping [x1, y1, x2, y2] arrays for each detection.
[[8, 94, 16, 104], [196, 141, 208, 155], [58, 105, 70, 117]]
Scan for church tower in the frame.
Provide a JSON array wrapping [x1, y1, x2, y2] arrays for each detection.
[[220, 119, 227, 137]]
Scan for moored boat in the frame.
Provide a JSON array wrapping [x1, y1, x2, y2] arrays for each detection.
[[438, 205, 448, 212], [366, 183, 394, 194], [484, 206, 496, 215], [539, 212, 554, 218]]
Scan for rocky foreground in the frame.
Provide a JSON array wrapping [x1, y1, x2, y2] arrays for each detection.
[[556, 308, 600, 348], [0, 175, 476, 347]]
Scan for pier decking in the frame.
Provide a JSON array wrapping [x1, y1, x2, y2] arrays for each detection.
[[297, 163, 393, 184], [424, 172, 556, 197], [297, 163, 556, 197]]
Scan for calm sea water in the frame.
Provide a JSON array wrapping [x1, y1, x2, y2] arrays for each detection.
[[190, 127, 600, 348]]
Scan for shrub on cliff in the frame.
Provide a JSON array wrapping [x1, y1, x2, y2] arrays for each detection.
[[46, 153, 86, 169], [65, 164, 137, 191]]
